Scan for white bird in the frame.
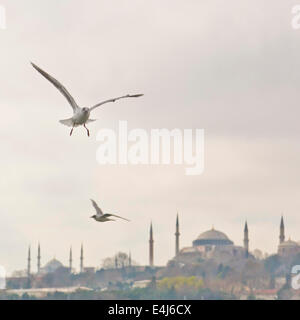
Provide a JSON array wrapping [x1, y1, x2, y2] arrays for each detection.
[[90, 199, 130, 222], [31, 62, 143, 136]]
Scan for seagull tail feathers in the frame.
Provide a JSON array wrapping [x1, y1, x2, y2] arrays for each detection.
[[86, 119, 97, 123], [59, 118, 74, 127]]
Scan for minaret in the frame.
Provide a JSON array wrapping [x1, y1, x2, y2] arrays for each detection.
[[280, 216, 285, 244], [80, 244, 84, 273], [69, 246, 73, 272], [37, 242, 41, 273], [115, 255, 118, 269], [243, 221, 249, 258], [149, 222, 154, 267], [175, 213, 180, 256], [129, 251, 132, 267], [27, 246, 31, 278]]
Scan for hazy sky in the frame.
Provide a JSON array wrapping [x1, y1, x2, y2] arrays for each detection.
[[1, 0, 300, 274]]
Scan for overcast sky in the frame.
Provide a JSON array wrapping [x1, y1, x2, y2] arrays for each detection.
[[0, 0, 300, 274]]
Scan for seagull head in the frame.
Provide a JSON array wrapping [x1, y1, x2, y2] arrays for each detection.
[[82, 107, 89, 113]]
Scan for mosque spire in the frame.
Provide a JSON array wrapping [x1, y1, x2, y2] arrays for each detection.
[[69, 246, 73, 272], [175, 213, 180, 256], [27, 245, 31, 278], [37, 242, 41, 273], [115, 254, 118, 269], [129, 251, 132, 267], [80, 243, 84, 273], [243, 221, 249, 258], [149, 222, 154, 267], [280, 215, 285, 244]]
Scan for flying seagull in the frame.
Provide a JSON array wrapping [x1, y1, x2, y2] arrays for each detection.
[[90, 199, 130, 222], [31, 62, 143, 136]]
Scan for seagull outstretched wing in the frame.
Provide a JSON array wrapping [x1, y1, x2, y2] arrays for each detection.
[[31, 62, 79, 113], [90, 199, 104, 216], [89, 94, 143, 111], [105, 214, 130, 222]]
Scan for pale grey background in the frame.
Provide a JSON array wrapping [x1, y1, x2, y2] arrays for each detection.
[[0, 0, 300, 273]]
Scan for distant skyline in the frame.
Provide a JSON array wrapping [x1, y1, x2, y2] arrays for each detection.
[[5, 215, 295, 275], [0, 0, 300, 274]]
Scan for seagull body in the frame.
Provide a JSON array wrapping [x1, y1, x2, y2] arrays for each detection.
[[31, 62, 143, 136], [90, 199, 130, 223]]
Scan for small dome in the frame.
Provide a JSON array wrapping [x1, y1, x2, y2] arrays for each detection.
[[279, 239, 299, 248]]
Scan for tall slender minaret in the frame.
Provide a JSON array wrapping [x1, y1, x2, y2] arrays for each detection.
[[27, 246, 31, 278], [80, 243, 84, 273], [243, 221, 249, 258], [149, 222, 154, 267], [129, 251, 132, 267], [69, 246, 73, 272], [175, 213, 180, 256], [280, 216, 285, 244], [115, 255, 118, 269], [37, 242, 41, 273]]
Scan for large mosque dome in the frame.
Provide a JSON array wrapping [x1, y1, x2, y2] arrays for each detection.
[[193, 227, 234, 247], [42, 258, 64, 273]]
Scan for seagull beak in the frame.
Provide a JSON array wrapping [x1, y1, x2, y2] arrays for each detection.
[[90, 216, 93, 218]]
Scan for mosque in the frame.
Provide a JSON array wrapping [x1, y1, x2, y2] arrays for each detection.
[[149, 216, 251, 267], [25, 243, 87, 278]]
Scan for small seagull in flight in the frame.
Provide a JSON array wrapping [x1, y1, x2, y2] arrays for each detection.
[[90, 199, 130, 222], [31, 63, 143, 136]]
